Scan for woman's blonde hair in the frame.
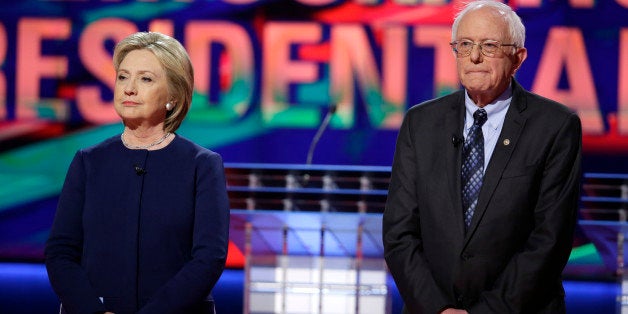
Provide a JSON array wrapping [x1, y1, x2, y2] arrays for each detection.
[[113, 32, 194, 133]]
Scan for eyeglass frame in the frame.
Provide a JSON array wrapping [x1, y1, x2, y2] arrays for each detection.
[[450, 39, 518, 58]]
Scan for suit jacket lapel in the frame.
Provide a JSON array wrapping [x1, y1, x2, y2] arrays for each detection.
[[445, 91, 466, 236], [465, 80, 528, 241]]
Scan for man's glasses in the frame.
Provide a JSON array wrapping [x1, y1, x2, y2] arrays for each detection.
[[450, 40, 517, 58]]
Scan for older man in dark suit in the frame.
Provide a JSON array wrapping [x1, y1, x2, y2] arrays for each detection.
[[383, 1, 582, 313]]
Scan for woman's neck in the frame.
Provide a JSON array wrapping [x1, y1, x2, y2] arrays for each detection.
[[121, 126, 173, 150]]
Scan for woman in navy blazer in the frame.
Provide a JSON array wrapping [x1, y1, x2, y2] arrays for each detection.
[[45, 32, 230, 314]]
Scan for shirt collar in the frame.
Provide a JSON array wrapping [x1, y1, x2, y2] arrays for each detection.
[[464, 86, 512, 131]]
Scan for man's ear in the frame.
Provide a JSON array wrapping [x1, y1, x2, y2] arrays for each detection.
[[511, 47, 528, 76]]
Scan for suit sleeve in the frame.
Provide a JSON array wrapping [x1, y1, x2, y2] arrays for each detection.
[[45, 151, 108, 314], [138, 151, 230, 314], [471, 112, 582, 313], [383, 112, 453, 313]]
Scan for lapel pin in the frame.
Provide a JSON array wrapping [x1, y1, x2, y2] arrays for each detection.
[[503, 139, 510, 146]]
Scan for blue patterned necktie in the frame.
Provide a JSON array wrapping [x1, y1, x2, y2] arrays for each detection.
[[461, 108, 487, 230]]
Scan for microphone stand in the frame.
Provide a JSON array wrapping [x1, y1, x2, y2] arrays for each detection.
[[303, 104, 337, 186]]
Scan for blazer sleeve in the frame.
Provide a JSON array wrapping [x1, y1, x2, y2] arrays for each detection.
[[471, 112, 582, 313], [383, 112, 453, 313], [45, 151, 108, 314], [138, 151, 230, 314]]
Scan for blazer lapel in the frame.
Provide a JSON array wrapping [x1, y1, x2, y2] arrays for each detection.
[[465, 80, 528, 240], [445, 92, 466, 236]]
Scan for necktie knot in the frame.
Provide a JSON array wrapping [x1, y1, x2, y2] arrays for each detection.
[[473, 109, 487, 126]]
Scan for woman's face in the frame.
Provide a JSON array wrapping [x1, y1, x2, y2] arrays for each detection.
[[114, 49, 170, 128]]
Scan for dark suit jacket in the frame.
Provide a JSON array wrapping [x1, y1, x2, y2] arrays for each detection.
[[46, 135, 230, 314], [383, 80, 582, 314]]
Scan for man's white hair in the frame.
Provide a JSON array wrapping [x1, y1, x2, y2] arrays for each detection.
[[451, 0, 526, 48]]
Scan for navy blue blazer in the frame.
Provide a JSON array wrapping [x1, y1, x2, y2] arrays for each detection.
[[383, 80, 582, 313], [45, 135, 230, 314]]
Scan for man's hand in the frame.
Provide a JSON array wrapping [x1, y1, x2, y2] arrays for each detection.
[[440, 309, 468, 314]]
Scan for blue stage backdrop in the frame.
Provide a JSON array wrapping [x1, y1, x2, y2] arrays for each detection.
[[0, 1, 627, 264]]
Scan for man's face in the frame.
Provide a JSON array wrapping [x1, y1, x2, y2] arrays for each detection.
[[454, 7, 527, 105]]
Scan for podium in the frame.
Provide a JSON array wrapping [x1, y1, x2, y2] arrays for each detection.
[[579, 173, 628, 313], [225, 163, 392, 314]]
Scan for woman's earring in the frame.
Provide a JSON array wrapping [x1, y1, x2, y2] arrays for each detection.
[[165, 102, 173, 111]]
